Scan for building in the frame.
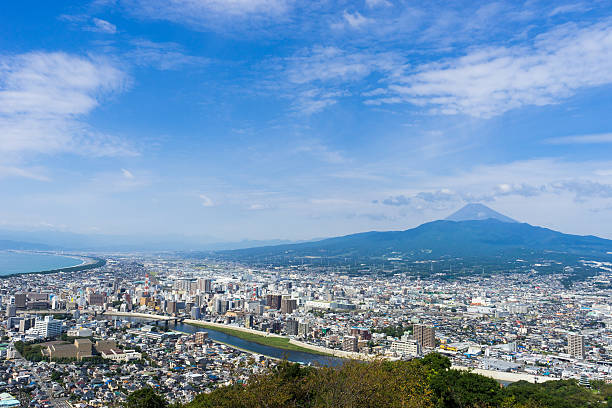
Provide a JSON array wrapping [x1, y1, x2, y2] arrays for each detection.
[[350, 327, 372, 340], [101, 348, 142, 362], [391, 339, 420, 357], [7, 305, 16, 318], [414, 324, 435, 348], [195, 331, 208, 344], [203, 278, 213, 293], [568, 333, 585, 359], [342, 336, 358, 352], [87, 293, 106, 307], [166, 300, 177, 315], [45, 338, 93, 360], [266, 294, 282, 310], [298, 321, 310, 337], [191, 306, 201, 320], [214, 298, 228, 315], [280, 297, 298, 314], [67, 327, 93, 337], [244, 314, 254, 328], [14, 294, 26, 309], [286, 319, 298, 336], [19, 317, 35, 333], [271, 321, 282, 334], [33, 316, 62, 339]]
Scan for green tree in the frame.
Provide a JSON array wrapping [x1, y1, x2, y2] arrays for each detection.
[[125, 387, 168, 408]]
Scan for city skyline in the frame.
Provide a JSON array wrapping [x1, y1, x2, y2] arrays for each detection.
[[2, 1, 612, 241]]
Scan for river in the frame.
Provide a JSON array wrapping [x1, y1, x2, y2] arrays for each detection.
[[107, 315, 343, 366]]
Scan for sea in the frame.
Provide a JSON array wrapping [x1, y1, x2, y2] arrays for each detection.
[[0, 250, 83, 276]]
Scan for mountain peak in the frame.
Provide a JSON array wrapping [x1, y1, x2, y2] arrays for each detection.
[[445, 203, 517, 223]]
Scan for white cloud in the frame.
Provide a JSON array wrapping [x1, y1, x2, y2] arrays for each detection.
[[545, 133, 612, 145], [121, 168, 134, 179], [365, 0, 391, 8], [127, 39, 208, 70], [342, 11, 371, 28], [199, 194, 214, 207], [248, 203, 269, 210], [89, 17, 117, 33], [283, 46, 404, 113], [59, 14, 117, 34], [0, 165, 50, 181], [366, 20, 612, 117], [0, 51, 133, 157], [549, 3, 591, 17], [286, 46, 403, 85], [122, 0, 291, 29]]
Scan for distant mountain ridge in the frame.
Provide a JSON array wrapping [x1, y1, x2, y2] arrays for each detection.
[[219, 204, 612, 261]]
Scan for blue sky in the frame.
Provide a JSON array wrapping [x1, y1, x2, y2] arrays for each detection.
[[2, 0, 612, 242]]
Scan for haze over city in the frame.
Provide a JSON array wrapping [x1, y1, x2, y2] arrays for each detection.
[[2, 1, 612, 242]]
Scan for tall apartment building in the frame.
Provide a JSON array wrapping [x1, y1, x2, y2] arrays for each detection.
[[280, 297, 298, 314], [266, 294, 282, 310], [195, 332, 208, 345], [214, 298, 228, 315], [342, 336, 358, 352], [198, 278, 212, 293], [298, 321, 310, 337], [190, 306, 201, 320], [34, 316, 62, 339], [568, 333, 585, 359], [286, 319, 298, 336], [414, 324, 435, 348], [166, 300, 177, 315]]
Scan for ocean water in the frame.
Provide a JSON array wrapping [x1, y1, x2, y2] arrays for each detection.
[[0, 251, 82, 276]]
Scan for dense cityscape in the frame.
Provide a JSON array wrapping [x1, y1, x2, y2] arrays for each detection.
[[4, 0, 612, 406], [0, 253, 610, 406]]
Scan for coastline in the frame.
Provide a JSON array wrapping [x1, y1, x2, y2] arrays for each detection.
[[0, 251, 106, 278]]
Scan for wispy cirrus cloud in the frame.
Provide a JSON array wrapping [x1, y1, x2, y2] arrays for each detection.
[[0, 51, 134, 158], [366, 20, 612, 117], [59, 14, 117, 34], [120, 0, 292, 31], [545, 133, 612, 145], [127, 39, 208, 70], [88, 17, 117, 33], [199, 194, 215, 207], [282, 46, 404, 114]]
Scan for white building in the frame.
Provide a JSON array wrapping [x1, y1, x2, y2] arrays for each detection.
[[67, 327, 93, 337], [101, 349, 142, 362], [33, 316, 62, 339], [568, 333, 585, 359], [391, 339, 420, 357]]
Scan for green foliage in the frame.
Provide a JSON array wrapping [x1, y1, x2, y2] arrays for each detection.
[[14, 340, 44, 361], [50, 370, 64, 382], [505, 380, 602, 408], [125, 387, 168, 408], [164, 354, 611, 408], [372, 324, 412, 338]]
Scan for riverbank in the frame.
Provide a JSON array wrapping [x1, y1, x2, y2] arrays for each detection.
[[185, 321, 332, 356], [104, 312, 345, 358], [102, 312, 553, 383]]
